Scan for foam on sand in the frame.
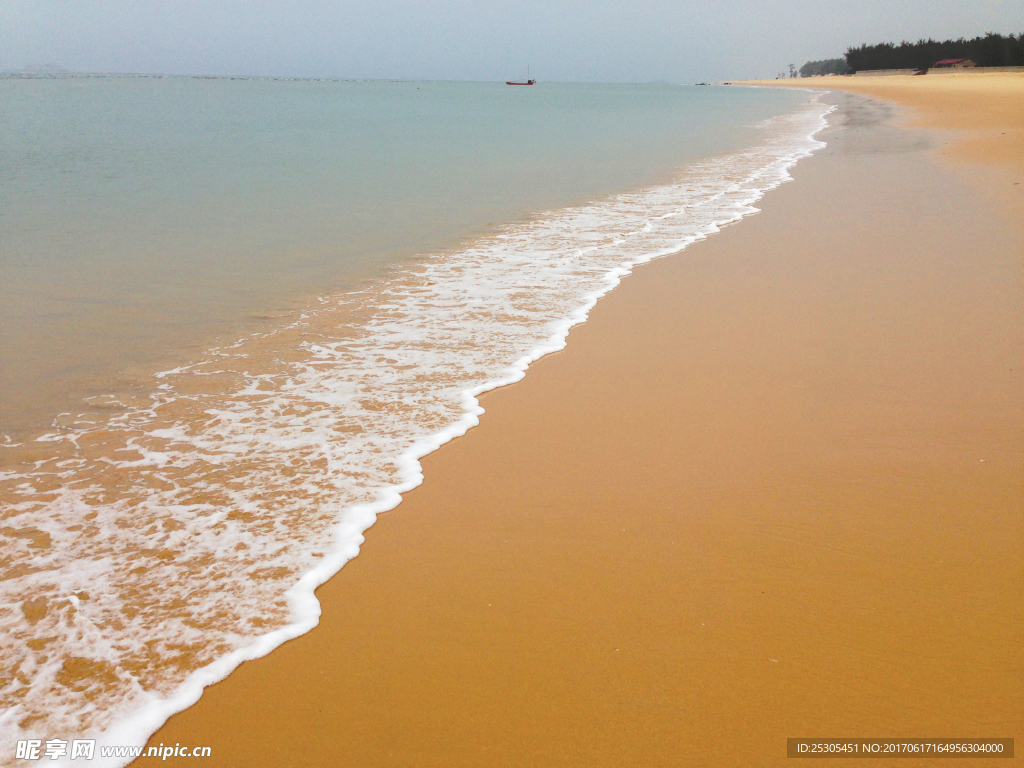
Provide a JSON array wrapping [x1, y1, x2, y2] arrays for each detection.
[[0, 94, 832, 767]]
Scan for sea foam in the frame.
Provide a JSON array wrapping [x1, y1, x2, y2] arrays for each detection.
[[0, 92, 833, 767]]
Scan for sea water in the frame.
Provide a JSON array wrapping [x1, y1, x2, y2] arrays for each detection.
[[0, 75, 828, 764]]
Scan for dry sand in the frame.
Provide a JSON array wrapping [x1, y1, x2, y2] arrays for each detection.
[[141, 84, 1023, 766], [736, 73, 1024, 217]]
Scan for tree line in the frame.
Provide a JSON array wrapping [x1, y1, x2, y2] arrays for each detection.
[[799, 59, 848, 77], [799, 32, 1024, 75]]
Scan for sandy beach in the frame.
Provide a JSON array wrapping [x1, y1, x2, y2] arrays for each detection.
[[737, 73, 1024, 217], [141, 79, 1023, 766]]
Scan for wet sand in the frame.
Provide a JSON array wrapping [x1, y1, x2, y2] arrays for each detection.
[[142, 89, 1023, 765]]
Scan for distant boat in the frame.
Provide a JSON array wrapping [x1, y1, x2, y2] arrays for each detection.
[[506, 66, 536, 85]]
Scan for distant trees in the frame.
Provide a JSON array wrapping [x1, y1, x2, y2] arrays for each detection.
[[845, 32, 1024, 72], [796, 32, 1024, 76], [799, 58, 849, 77]]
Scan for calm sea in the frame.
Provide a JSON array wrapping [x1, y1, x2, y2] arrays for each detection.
[[1, 77, 806, 439], [0, 75, 825, 761]]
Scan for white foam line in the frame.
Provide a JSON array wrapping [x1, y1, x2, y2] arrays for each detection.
[[41, 96, 836, 768]]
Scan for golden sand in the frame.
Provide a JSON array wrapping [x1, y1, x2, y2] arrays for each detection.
[[140, 84, 1023, 766], [737, 73, 1024, 216]]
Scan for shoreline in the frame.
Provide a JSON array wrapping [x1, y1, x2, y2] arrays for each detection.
[[1, 87, 827, 760], [733, 73, 1024, 217], [5, 80, 795, 445], [103, 95, 835, 760], [141, 82, 1022, 766]]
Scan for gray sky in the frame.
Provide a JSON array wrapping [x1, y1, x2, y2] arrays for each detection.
[[2, 0, 1022, 82]]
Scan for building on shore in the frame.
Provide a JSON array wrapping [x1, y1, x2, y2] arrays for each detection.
[[932, 58, 976, 69]]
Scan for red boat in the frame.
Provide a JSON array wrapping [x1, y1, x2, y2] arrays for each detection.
[[506, 67, 536, 85]]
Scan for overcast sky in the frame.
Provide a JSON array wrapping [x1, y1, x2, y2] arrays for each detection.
[[2, 1, 1022, 82]]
